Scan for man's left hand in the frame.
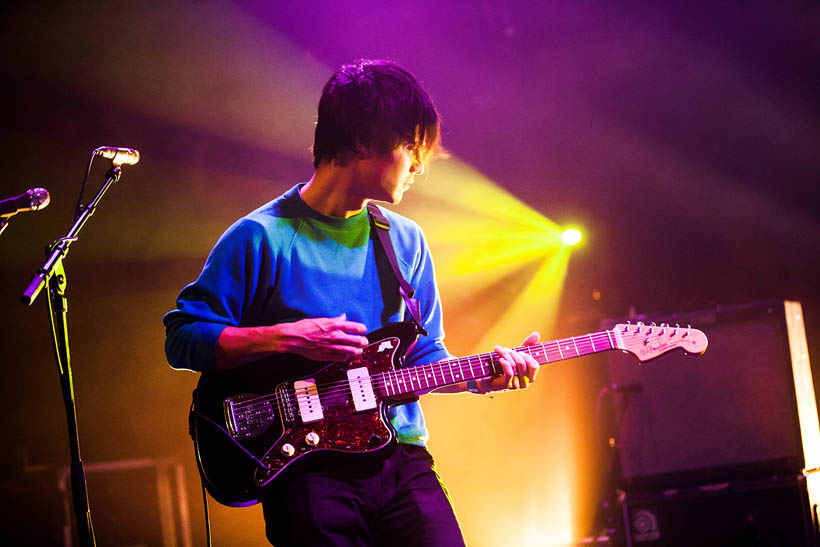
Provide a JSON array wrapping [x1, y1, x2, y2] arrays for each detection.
[[476, 332, 540, 393]]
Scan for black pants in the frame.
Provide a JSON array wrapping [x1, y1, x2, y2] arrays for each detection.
[[262, 444, 466, 546]]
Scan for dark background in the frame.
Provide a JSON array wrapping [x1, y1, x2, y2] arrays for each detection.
[[1, 1, 818, 545]]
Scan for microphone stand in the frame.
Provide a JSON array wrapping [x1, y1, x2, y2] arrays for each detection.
[[21, 166, 124, 547]]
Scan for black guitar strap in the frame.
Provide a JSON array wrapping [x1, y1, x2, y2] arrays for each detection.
[[366, 202, 428, 337]]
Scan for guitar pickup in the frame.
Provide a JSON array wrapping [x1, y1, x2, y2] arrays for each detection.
[[294, 379, 323, 423], [347, 367, 377, 412]]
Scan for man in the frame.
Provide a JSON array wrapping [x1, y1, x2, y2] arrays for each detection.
[[164, 59, 539, 546]]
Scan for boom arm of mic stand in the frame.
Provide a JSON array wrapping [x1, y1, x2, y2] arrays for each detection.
[[21, 166, 122, 306]]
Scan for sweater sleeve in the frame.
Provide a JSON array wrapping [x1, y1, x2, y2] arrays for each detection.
[[163, 218, 269, 372], [402, 227, 451, 367]]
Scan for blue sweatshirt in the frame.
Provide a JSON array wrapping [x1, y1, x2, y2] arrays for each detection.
[[163, 183, 449, 445]]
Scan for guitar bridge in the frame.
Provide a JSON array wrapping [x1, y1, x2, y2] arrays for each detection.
[[223, 394, 275, 440], [277, 383, 295, 424]]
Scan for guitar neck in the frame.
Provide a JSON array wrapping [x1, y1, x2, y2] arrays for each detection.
[[379, 329, 617, 398]]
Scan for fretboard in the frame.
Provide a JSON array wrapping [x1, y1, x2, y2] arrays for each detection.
[[379, 329, 617, 397]]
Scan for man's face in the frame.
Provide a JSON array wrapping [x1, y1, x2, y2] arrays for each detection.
[[366, 143, 425, 205]]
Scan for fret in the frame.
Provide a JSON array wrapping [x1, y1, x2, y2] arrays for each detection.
[[557, 338, 578, 359], [566, 338, 579, 358], [571, 336, 580, 355], [393, 370, 402, 395], [588, 334, 599, 353], [383, 372, 393, 396], [396, 370, 404, 395], [391, 369, 400, 394], [552, 341, 564, 361], [574, 336, 588, 356], [575, 335, 593, 356], [488, 354, 499, 375], [398, 368, 409, 394], [532, 343, 548, 364]]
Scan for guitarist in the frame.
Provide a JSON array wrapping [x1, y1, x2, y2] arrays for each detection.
[[163, 59, 540, 547]]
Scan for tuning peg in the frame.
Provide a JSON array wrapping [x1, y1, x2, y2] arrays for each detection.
[[683, 324, 691, 337], [636, 321, 644, 333]]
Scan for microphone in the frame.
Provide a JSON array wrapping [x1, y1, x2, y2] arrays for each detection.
[[0, 188, 51, 217], [95, 146, 140, 166]]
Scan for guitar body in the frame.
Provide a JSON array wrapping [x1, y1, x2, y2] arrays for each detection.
[[190, 322, 420, 507]]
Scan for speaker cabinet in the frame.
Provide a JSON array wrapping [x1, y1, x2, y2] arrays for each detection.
[[605, 300, 820, 489], [621, 476, 817, 546]]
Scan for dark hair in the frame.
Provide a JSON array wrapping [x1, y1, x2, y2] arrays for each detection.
[[312, 59, 441, 168]]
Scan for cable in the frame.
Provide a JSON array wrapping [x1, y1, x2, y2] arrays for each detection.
[[190, 412, 268, 468], [200, 476, 212, 547], [74, 150, 97, 221]]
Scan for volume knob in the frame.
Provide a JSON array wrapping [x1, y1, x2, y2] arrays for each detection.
[[305, 431, 320, 446], [281, 443, 295, 457]]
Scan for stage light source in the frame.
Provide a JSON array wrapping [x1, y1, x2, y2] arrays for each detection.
[[562, 228, 582, 246]]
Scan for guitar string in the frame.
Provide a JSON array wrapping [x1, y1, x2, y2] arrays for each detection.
[[230, 331, 621, 412], [230, 331, 616, 411], [231, 331, 620, 414], [229, 344, 517, 411], [230, 354, 501, 412]]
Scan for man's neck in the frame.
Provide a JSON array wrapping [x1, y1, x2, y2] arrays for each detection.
[[299, 164, 369, 219]]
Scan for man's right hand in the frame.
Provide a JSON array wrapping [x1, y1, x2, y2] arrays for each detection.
[[214, 313, 369, 371], [274, 314, 369, 362]]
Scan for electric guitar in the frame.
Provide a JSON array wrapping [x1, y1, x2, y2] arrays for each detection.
[[190, 321, 707, 506]]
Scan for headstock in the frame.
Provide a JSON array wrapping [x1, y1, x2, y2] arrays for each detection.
[[612, 322, 708, 363]]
